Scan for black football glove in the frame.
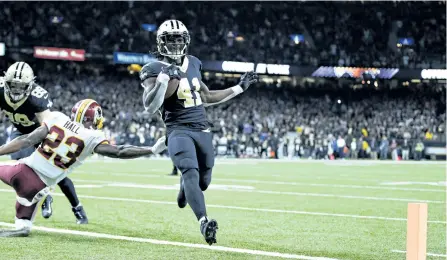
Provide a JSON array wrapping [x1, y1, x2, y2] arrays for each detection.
[[161, 63, 181, 80], [239, 71, 258, 91]]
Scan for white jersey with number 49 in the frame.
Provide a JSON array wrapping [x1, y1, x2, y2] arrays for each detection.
[[21, 112, 108, 187]]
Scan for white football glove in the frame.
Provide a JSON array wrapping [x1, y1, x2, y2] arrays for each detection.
[[152, 136, 167, 154]]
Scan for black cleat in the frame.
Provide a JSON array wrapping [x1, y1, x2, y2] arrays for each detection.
[[169, 167, 178, 176], [41, 195, 53, 219], [0, 227, 30, 237], [72, 205, 88, 224], [200, 218, 218, 245], [177, 176, 187, 208]]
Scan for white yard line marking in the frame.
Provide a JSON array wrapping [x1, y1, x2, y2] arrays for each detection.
[[222, 179, 446, 193], [0, 189, 444, 224], [74, 171, 446, 193], [95, 171, 402, 183], [381, 181, 447, 187], [72, 184, 105, 188], [72, 180, 255, 191], [391, 250, 447, 258], [70, 179, 445, 204], [84, 157, 447, 165], [234, 189, 445, 204], [0, 222, 337, 260]]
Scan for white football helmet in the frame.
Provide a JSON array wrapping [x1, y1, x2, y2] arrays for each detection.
[[4, 62, 35, 102], [157, 20, 190, 60]]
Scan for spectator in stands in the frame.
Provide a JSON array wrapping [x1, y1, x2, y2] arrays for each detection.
[[390, 139, 399, 160], [402, 139, 411, 160], [379, 136, 389, 160], [350, 138, 358, 159], [337, 136, 346, 159], [1, 2, 445, 68], [414, 140, 425, 160], [369, 137, 378, 160]]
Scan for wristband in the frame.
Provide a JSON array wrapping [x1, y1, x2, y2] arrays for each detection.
[[231, 85, 244, 95]]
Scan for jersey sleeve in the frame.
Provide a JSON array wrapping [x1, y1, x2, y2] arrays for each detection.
[[140, 61, 164, 81], [30, 84, 53, 113], [89, 131, 109, 153]]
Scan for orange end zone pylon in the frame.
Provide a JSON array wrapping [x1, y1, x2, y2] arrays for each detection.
[[406, 203, 428, 260]]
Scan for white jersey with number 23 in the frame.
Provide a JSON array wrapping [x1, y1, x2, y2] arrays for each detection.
[[21, 112, 108, 187]]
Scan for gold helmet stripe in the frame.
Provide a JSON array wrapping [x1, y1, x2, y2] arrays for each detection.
[[75, 99, 95, 123]]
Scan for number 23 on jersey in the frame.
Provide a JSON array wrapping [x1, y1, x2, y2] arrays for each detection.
[[38, 126, 85, 169], [177, 77, 202, 108]]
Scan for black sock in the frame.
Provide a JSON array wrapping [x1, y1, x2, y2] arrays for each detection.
[[57, 178, 80, 208], [182, 168, 206, 220]]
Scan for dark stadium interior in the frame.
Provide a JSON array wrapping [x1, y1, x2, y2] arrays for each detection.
[[0, 1, 445, 160], [0, 1, 446, 259]]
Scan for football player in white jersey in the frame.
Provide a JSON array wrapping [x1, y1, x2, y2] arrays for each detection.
[[0, 99, 167, 237], [1, 62, 90, 224]]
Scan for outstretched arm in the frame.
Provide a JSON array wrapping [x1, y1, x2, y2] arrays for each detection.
[[200, 71, 258, 107], [200, 82, 243, 107], [94, 136, 167, 159], [94, 144, 153, 159], [0, 125, 48, 156]]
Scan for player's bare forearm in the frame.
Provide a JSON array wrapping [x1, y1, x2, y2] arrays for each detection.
[[142, 74, 170, 114], [94, 144, 153, 159], [202, 89, 235, 104], [0, 126, 48, 156], [200, 81, 243, 107]]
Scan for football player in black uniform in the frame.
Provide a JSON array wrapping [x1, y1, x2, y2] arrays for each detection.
[[140, 20, 258, 245], [1, 62, 88, 224]]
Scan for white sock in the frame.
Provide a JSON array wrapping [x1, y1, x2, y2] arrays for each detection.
[[73, 203, 82, 209], [199, 216, 207, 223], [15, 218, 33, 230]]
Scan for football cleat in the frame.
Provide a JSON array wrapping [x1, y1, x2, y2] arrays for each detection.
[[41, 195, 53, 219], [200, 218, 218, 245], [0, 227, 30, 237], [177, 175, 187, 208], [169, 166, 178, 176], [72, 205, 88, 224]]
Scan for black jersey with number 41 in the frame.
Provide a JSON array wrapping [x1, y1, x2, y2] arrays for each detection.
[[140, 55, 208, 130], [0, 80, 53, 134]]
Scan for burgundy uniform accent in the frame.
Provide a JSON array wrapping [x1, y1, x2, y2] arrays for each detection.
[[38, 125, 85, 169], [0, 163, 46, 220]]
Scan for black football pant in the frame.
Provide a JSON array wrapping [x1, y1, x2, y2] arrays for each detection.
[[168, 129, 214, 220]]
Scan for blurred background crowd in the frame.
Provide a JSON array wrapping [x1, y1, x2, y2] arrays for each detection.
[[1, 1, 445, 68], [0, 1, 445, 160], [0, 67, 443, 161]]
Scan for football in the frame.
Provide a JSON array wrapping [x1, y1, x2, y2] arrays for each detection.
[[166, 78, 180, 98]]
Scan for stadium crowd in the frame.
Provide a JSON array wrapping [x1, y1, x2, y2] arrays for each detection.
[[1, 1, 445, 68], [0, 1, 445, 160], [0, 64, 443, 160]]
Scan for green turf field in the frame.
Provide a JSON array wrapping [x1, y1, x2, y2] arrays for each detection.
[[0, 159, 445, 260]]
